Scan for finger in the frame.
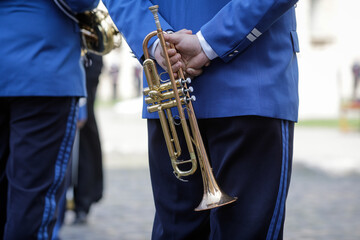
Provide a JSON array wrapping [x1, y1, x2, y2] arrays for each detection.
[[161, 48, 177, 59], [161, 51, 182, 67], [186, 67, 203, 77], [171, 53, 182, 65], [163, 32, 182, 45], [173, 61, 184, 73], [167, 48, 177, 57], [178, 29, 193, 35], [161, 59, 183, 73]]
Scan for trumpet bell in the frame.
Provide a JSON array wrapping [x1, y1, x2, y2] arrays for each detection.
[[195, 190, 237, 211]]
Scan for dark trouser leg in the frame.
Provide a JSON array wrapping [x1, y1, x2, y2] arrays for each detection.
[[147, 116, 294, 240], [0, 99, 10, 239], [147, 119, 210, 240], [200, 116, 293, 240], [3, 97, 77, 240]]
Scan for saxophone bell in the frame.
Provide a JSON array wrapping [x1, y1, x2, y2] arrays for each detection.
[[77, 9, 122, 55]]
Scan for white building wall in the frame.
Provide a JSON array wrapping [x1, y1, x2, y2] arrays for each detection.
[[297, 0, 360, 119]]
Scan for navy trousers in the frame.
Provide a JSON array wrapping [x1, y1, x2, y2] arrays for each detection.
[[0, 97, 78, 240], [147, 116, 294, 240]]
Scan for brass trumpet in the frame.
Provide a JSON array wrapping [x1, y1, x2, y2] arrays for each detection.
[[143, 5, 237, 211]]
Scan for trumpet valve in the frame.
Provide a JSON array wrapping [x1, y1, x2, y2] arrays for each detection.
[[186, 95, 196, 103], [184, 86, 194, 94], [182, 78, 192, 85]]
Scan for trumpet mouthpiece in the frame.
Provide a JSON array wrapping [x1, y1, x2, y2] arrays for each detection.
[[149, 5, 159, 14], [149, 5, 161, 29]]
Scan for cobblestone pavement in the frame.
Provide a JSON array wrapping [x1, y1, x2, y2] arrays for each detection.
[[58, 100, 360, 240]]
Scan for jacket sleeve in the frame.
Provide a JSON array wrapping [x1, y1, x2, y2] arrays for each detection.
[[200, 0, 298, 62], [64, 0, 100, 13], [102, 0, 173, 61]]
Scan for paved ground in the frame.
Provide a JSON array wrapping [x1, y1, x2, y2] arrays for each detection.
[[58, 99, 360, 240]]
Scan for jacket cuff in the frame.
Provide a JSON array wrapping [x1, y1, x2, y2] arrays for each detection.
[[196, 31, 218, 60]]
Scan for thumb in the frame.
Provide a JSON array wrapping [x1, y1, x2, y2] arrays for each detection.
[[186, 67, 203, 77]]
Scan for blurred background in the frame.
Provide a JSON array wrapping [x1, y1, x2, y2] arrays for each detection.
[[59, 0, 360, 239]]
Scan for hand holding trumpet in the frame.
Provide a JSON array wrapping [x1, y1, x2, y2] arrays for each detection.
[[154, 29, 211, 79]]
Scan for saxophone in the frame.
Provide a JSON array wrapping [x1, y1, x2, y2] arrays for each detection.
[[77, 9, 121, 55], [54, 0, 121, 55]]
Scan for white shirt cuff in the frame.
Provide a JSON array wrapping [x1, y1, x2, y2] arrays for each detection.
[[149, 38, 160, 59], [148, 31, 174, 59], [196, 31, 218, 60]]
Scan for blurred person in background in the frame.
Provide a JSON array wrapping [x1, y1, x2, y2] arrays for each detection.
[[73, 52, 104, 225], [352, 62, 360, 101], [102, 0, 300, 239], [0, 0, 99, 239], [134, 64, 142, 97], [109, 63, 120, 100]]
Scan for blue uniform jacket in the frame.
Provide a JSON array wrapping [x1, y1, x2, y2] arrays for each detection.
[[0, 0, 99, 97], [104, 0, 300, 122]]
